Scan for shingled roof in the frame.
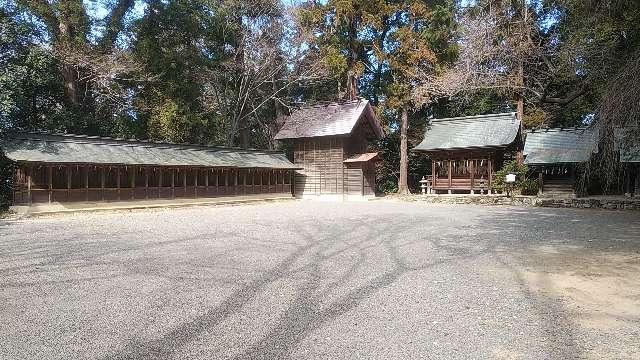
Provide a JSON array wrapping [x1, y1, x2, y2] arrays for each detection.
[[615, 127, 640, 163], [524, 128, 596, 165], [0, 133, 300, 169], [274, 99, 384, 140], [413, 112, 521, 152]]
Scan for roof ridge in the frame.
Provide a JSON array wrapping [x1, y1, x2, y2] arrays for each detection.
[[526, 127, 593, 133], [8, 131, 284, 154], [294, 98, 367, 110], [430, 112, 517, 123]]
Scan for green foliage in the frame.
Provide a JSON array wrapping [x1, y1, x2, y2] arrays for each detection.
[[0, 8, 69, 132], [492, 160, 529, 195], [519, 179, 540, 196]]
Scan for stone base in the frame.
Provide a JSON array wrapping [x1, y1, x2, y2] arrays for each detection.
[[389, 194, 640, 211]]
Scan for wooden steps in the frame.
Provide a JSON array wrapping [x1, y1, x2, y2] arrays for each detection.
[[541, 178, 576, 198]]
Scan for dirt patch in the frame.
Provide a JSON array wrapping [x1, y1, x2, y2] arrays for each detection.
[[513, 245, 640, 359]]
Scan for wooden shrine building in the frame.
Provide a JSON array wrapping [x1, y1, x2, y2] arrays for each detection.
[[2, 132, 300, 205], [413, 113, 522, 194], [523, 128, 596, 197], [274, 99, 384, 200], [615, 127, 640, 197]]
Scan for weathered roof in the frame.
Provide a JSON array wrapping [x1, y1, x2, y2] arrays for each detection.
[[0, 133, 300, 169], [343, 152, 379, 163], [615, 127, 640, 163], [413, 112, 521, 152], [524, 128, 596, 165], [274, 99, 384, 140]]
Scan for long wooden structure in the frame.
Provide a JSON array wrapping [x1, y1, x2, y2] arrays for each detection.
[[3, 133, 298, 205]]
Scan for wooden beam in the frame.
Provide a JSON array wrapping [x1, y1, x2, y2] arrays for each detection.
[[84, 165, 89, 201]]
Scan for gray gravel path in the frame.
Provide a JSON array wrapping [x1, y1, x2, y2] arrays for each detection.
[[0, 201, 638, 359]]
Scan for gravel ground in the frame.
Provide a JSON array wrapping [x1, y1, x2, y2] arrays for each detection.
[[0, 200, 639, 360]]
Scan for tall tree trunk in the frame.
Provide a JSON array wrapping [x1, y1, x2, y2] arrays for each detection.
[[346, 16, 358, 100], [398, 105, 410, 194], [515, 57, 525, 164], [61, 62, 80, 105]]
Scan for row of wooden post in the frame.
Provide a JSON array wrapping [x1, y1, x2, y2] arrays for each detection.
[[20, 164, 292, 204], [431, 159, 493, 193]]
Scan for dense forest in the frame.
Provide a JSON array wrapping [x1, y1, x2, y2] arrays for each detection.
[[1, 0, 639, 201]]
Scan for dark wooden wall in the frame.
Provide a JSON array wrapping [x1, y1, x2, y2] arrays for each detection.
[[291, 121, 377, 197], [12, 164, 294, 205], [293, 137, 345, 195]]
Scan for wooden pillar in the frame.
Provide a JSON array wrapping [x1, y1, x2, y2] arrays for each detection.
[[84, 165, 89, 201], [171, 168, 175, 198], [183, 168, 187, 192], [268, 169, 272, 193], [47, 165, 53, 203], [145, 167, 149, 199], [224, 169, 228, 194], [205, 169, 209, 189], [66, 166, 71, 202], [279, 170, 283, 193], [131, 166, 136, 200], [469, 160, 475, 194], [26, 166, 32, 205], [215, 169, 219, 194], [447, 160, 452, 194], [431, 160, 436, 195], [116, 166, 121, 201], [234, 169, 239, 195], [487, 158, 493, 195], [242, 169, 247, 195], [158, 167, 162, 199], [253, 170, 257, 194], [194, 168, 198, 198], [100, 166, 105, 201], [538, 172, 544, 196]]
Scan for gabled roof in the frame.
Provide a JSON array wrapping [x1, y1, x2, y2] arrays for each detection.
[[524, 128, 596, 165], [274, 99, 384, 140], [413, 112, 521, 152], [0, 133, 300, 169], [615, 127, 640, 163]]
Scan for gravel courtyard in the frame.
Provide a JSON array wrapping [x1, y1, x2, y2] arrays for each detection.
[[1, 201, 639, 360]]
